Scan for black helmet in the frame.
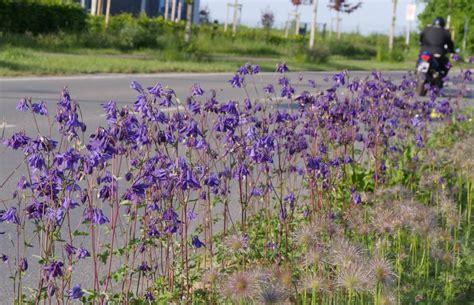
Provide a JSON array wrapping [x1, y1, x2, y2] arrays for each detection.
[[433, 17, 446, 28]]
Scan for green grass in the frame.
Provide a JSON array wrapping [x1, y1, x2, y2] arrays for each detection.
[[0, 47, 417, 76]]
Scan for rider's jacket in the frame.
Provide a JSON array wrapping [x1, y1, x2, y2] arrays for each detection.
[[420, 25, 454, 56]]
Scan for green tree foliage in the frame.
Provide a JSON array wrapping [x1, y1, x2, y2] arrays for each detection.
[[418, 0, 473, 53]]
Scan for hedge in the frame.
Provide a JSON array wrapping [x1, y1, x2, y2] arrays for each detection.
[[0, 0, 86, 34]]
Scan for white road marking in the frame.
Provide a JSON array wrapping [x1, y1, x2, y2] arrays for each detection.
[[0, 122, 16, 128]]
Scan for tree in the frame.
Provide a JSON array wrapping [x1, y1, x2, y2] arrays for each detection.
[[328, 0, 362, 39], [418, 0, 473, 53], [199, 6, 211, 24], [261, 8, 274, 30]]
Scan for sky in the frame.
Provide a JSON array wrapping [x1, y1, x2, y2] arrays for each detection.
[[200, 0, 426, 36]]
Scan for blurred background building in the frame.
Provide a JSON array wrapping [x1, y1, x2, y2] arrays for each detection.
[[77, 0, 201, 23]]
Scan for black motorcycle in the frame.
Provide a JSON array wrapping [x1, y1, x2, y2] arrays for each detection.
[[415, 52, 445, 96]]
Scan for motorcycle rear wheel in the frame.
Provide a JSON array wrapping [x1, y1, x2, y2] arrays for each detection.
[[416, 73, 427, 96]]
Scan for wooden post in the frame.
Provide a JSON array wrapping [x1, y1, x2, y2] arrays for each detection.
[[309, 0, 319, 49], [171, 0, 177, 22], [388, 0, 397, 51], [91, 0, 97, 15], [105, 0, 112, 27], [184, 0, 193, 42], [164, 0, 170, 20]]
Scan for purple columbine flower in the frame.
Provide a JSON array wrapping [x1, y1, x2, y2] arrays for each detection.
[[43, 260, 64, 280], [130, 81, 144, 93], [138, 262, 152, 272], [16, 98, 29, 111], [76, 247, 90, 259], [68, 284, 84, 300], [145, 291, 154, 301], [229, 74, 244, 88], [263, 84, 274, 94], [251, 64, 260, 74], [65, 243, 77, 258], [452, 53, 459, 62], [192, 236, 205, 248], [83, 207, 109, 225], [16, 176, 30, 190], [25, 200, 45, 220], [191, 83, 204, 96], [332, 72, 346, 85], [31, 101, 48, 116], [276, 63, 289, 73], [28, 154, 45, 171], [0, 207, 19, 224]]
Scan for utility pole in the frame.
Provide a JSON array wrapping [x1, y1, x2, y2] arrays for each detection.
[[294, 5, 300, 35], [140, 0, 146, 14], [388, 0, 397, 51], [309, 0, 319, 49], [224, 1, 242, 34], [171, 0, 177, 22], [224, 3, 229, 31], [405, 2, 415, 46], [232, 0, 240, 36]]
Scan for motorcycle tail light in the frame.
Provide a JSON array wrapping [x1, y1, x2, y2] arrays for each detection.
[[421, 54, 431, 62]]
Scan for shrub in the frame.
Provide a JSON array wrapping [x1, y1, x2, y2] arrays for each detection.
[[0, 0, 86, 34], [328, 39, 376, 60], [291, 45, 330, 64]]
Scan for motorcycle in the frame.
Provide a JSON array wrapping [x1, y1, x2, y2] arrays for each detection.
[[415, 52, 445, 96]]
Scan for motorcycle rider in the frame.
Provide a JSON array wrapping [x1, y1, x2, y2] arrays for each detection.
[[419, 17, 455, 77]]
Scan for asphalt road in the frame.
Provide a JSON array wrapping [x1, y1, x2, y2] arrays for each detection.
[[0, 70, 471, 302]]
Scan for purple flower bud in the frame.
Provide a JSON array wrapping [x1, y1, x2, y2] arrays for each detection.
[[47, 284, 56, 298], [19, 258, 28, 272], [191, 235, 205, 248], [1, 254, 8, 263]]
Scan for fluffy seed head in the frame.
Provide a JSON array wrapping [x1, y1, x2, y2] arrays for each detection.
[[222, 271, 257, 300]]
